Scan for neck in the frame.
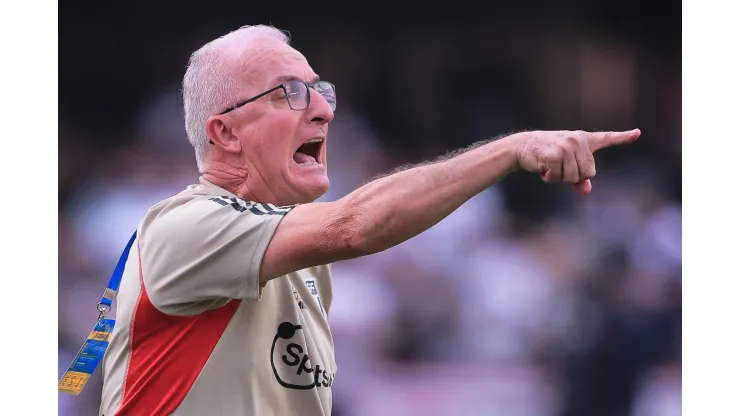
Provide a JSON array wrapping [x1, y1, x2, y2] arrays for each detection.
[[202, 160, 267, 202]]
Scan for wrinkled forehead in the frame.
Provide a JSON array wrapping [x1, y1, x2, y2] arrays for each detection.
[[229, 38, 317, 91]]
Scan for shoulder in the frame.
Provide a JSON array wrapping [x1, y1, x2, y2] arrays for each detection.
[[140, 184, 212, 226], [139, 184, 294, 248], [143, 183, 286, 221]]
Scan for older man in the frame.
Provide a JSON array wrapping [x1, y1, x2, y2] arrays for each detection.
[[99, 25, 640, 416]]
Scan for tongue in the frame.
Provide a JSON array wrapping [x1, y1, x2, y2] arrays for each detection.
[[293, 152, 317, 165]]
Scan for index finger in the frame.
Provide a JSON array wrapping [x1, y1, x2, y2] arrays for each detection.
[[587, 129, 641, 152]]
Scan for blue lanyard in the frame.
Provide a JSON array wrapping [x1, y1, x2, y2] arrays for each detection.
[[58, 230, 139, 395], [96, 231, 137, 318]]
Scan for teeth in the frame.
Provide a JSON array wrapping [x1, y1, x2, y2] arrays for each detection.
[[305, 138, 323, 144]]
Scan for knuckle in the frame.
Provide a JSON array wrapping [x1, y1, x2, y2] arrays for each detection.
[[542, 149, 560, 162], [565, 135, 581, 148], [554, 145, 567, 157], [557, 144, 573, 158]]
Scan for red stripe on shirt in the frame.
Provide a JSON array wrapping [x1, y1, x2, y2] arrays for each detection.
[[115, 256, 241, 416]]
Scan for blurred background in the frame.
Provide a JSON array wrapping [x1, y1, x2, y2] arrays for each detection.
[[59, 1, 681, 415]]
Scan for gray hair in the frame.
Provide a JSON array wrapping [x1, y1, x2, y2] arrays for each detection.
[[182, 25, 290, 172]]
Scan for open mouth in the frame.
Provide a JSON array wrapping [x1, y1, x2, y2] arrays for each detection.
[[293, 138, 323, 166]]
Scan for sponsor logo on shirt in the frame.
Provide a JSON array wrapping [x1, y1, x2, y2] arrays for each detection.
[[270, 322, 335, 390]]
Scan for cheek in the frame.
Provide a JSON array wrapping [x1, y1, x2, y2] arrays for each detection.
[[249, 138, 283, 175], [254, 115, 300, 168]]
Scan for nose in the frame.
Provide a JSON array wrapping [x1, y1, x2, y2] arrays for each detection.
[[304, 88, 334, 125]]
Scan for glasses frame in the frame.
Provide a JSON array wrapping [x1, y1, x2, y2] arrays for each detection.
[[218, 80, 336, 115]]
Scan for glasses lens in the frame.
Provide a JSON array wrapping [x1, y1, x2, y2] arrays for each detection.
[[315, 81, 336, 111], [285, 80, 308, 110]]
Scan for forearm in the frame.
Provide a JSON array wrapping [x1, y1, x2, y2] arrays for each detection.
[[340, 134, 520, 254]]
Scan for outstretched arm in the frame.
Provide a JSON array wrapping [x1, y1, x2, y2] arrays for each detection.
[[260, 129, 641, 281]]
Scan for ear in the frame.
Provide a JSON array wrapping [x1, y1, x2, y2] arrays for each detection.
[[205, 115, 242, 154]]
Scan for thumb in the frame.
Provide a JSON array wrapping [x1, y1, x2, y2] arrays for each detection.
[[572, 179, 592, 195]]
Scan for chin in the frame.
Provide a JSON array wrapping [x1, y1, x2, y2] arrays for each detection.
[[304, 181, 330, 202], [290, 177, 330, 204], [286, 161, 330, 203]]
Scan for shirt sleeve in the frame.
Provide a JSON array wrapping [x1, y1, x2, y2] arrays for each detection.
[[138, 194, 294, 316]]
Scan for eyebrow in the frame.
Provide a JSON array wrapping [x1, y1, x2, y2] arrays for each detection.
[[272, 74, 320, 84]]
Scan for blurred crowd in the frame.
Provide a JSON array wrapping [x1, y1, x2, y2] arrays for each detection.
[[59, 16, 680, 416]]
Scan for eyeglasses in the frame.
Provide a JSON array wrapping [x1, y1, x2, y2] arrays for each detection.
[[218, 79, 337, 115]]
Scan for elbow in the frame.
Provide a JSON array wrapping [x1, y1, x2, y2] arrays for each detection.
[[341, 210, 393, 258], [331, 202, 376, 259]]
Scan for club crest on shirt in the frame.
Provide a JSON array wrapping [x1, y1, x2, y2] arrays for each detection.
[[304, 279, 325, 316]]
